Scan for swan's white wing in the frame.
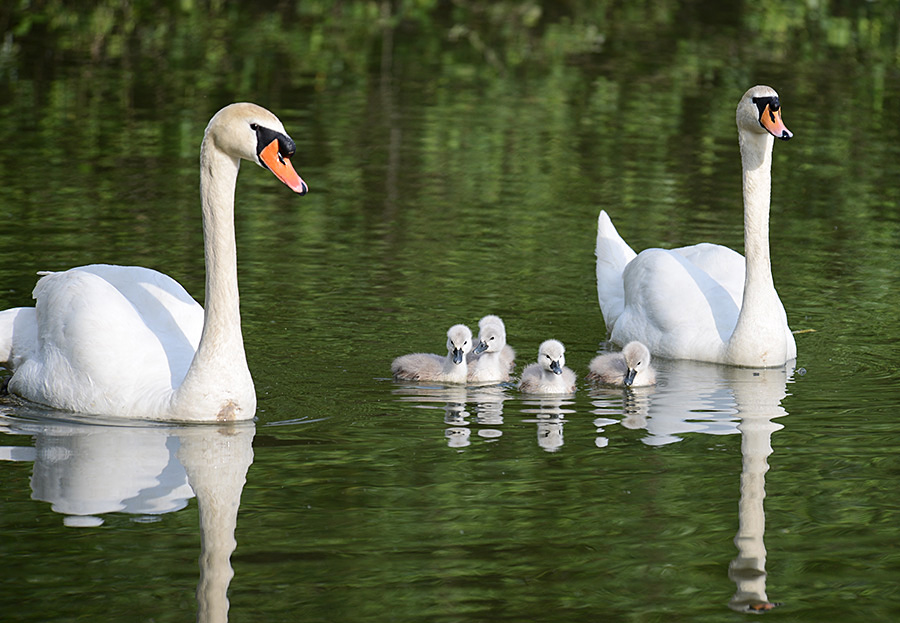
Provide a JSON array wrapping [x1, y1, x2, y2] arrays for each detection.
[[673, 242, 745, 307], [10, 265, 203, 416], [595, 210, 637, 331], [613, 248, 740, 362], [71, 264, 203, 349]]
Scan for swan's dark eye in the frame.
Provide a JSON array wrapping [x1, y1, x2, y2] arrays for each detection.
[[751, 96, 780, 119], [250, 123, 259, 130]]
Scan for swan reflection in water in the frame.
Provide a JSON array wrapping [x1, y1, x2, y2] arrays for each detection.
[[0, 408, 254, 623], [590, 358, 793, 613], [393, 382, 580, 453], [392, 383, 511, 449], [519, 395, 577, 453]]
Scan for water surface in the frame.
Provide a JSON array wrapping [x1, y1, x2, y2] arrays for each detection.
[[1, 4, 899, 622]]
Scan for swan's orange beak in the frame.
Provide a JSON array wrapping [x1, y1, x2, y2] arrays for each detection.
[[759, 103, 792, 140], [260, 139, 308, 194]]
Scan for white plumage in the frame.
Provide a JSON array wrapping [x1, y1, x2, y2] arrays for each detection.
[[587, 341, 656, 387], [595, 85, 796, 367], [467, 314, 515, 383], [518, 339, 576, 394], [392, 324, 473, 384], [0, 103, 307, 420]]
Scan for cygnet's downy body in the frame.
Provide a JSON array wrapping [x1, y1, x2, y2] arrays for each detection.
[[392, 324, 473, 384], [518, 339, 576, 394], [587, 341, 656, 387], [467, 315, 516, 383]]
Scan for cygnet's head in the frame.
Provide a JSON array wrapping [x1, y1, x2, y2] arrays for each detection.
[[446, 324, 473, 365], [478, 314, 506, 332], [473, 315, 507, 355], [621, 341, 651, 387], [538, 339, 566, 375], [736, 85, 792, 141]]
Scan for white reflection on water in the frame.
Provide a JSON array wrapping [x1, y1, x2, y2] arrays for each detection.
[[588, 358, 793, 445], [0, 410, 254, 623], [394, 382, 581, 453], [396, 358, 794, 613], [393, 383, 515, 450], [595, 359, 793, 613], [519, 395, 577, 453], [727, 363, 789, 614]]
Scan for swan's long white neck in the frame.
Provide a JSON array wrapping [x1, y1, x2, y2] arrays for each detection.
[[739, 131, 775, 293], [726, 130, 783, 365], [172, 136, 255, 420], [198, 143, 243, 357]]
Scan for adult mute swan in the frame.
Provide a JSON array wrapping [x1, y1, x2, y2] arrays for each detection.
[[595, 85, 796, 367], [586, 341, 656, 387], [518, 339, 576, 394], [0, 103, 307, 421], [392, 324, 473, 384]]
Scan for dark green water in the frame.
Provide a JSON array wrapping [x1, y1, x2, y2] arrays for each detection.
[[1, 3, 899, 622]]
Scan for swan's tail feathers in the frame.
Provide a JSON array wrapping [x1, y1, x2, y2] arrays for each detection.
[[0, 307, 35, 366], [595, 210, 636, 331], [0, 309, 13, 364]]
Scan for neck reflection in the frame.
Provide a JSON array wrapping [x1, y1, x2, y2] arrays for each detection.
[[0, 413, 254, 623]]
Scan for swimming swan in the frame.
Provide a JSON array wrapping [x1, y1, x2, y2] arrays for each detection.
[[392, 324, 473, 384], [467, 314, 515, 383], [587, 341, 656, 387], [595, 85, 796, 367], [0, 103, 307, 421], [518, 339, 576, 394]]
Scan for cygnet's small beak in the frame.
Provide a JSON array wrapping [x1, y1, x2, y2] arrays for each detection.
[[473, 341, 489, 355], [452, 347, 465, 365], [550, 360, 562, 375], [623, 368, 637, 387]]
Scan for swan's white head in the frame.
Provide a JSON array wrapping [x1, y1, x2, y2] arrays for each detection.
[[621, 341, 651, 386], [446, 324, 473, 365], [538, 339, 566, 375], [473, 315, 507, 355], [204, 103, 308, 194], [736, 85, 792, 141]]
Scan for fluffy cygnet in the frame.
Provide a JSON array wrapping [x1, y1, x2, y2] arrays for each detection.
[[467, 315, 516, 383], [392, 324, 473, 384], [517, 339, 576, 394], [586, 341, 656, 387]]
